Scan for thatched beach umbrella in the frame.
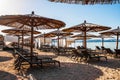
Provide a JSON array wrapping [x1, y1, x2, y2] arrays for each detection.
[[2, 29, 40, 49], [62, 20, 111, 48], [97, 34, 113, 47], [35, 33, 56, 45], [49, 0, 120, 5], [0, 11, 65, 61], [100, 27, 120, 49], [46, 29, 72, 48], [71, 33, 96, 47]]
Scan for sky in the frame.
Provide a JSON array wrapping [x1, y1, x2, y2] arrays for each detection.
[[0, 0, 120, 36]]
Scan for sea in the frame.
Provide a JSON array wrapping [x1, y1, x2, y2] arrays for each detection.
[[71, 42, 119, 51], [51, 38, 120, 51], [51, 41, 119, 51]]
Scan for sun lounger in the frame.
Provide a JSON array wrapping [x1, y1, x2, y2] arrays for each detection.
[[14, 50, 42, 70], [81, 50, 107, 61], [71, 49, 84, 61], [114, 49, 120, 58], [14, 49, 60, 71], [104, 48, 114, 56]]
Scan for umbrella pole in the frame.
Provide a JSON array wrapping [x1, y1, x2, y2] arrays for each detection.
[[31, 27, 34, 61], [57, 28, 60, 48], [65, 38, 67, 47], [18, 36, 20, 48], [83, 31, 87, 48], [58, 35, 59, 48], [44, 32, 46, 45], [57, 29, 60, 54], [116, 33, 119, 49], [101, 38, 104, 53], [54, 39, 55, 46], [74, 40, 75, 48], [102, 38, 104, 47], [22, 31, 24, 49]]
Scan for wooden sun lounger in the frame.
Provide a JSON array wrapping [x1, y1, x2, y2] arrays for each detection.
[[71, 49, 107, 62], [14, 51, 42, 70], [14, 49, 60, 71], [82, 50, 107, 61]]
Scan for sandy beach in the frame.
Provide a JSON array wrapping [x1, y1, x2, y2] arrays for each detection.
[[0, 49, 120, 80]]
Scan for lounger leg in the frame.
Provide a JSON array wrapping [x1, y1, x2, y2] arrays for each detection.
[[58, 62, 60, 67], [105, 57, 107, 61], [98, 57, 100, 61]]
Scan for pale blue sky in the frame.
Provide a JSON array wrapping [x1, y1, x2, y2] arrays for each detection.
[[0, 0, 120, 35]]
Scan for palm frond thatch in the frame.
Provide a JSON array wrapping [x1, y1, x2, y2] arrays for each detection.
[[49, 0, 120, 5]]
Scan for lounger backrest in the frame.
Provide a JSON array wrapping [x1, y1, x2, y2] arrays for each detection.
[[81, 50, 90, 58], [72, 49, 79, 55], [77, 46, 81, 49], [96, 46, 101, 50], [105, 48, 114, 54], [15, 50, 31, 63], [114, 49, 120, 54], [101, 46, 105, 50]]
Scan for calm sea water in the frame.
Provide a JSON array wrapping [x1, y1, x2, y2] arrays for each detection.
[[48, 40, 120, 51], [71, 42, 120, 50]]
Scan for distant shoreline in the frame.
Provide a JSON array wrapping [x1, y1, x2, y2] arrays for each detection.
[[75, 39, 120, 43]]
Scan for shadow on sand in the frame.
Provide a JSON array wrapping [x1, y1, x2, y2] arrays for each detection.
[[88, 58, 120, 69], [37, 54, 58, 59], [25, 62, 103, 80], [0, 70, 17, 80], [0, 56, 13, 62]]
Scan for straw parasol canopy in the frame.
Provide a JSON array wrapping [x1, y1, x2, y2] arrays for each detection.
[[46, 29, 73, 48], [35, 33, 55, 38], [2, 28, 40, 49], [100, 27, 120, 49], [0, 11, 65, 60], [49, 0, 120, 5], [47, 29, 72, 36], [62, 20, 111, 48], [2, 29, 40, 35], [71, 33, 98, 38], [35, 33, 56, 45], [74, 37, 91, 40]]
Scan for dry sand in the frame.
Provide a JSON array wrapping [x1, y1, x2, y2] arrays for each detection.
[[0, 49, 120, 80]]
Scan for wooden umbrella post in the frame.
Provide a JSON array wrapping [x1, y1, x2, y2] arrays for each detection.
[[83, 30, 87, 48], [65, 37, 67, 47], [30, 26, 34, 61], [17, 36, 20, 48], [22, 31, 24, 49], [102, 37, 104, 47], [116, 33, 119, 49], [57, 28, 60, 48], [116, 27, 120, 49], [43, 33, 46, 45], [30, 11, 34, 62]]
